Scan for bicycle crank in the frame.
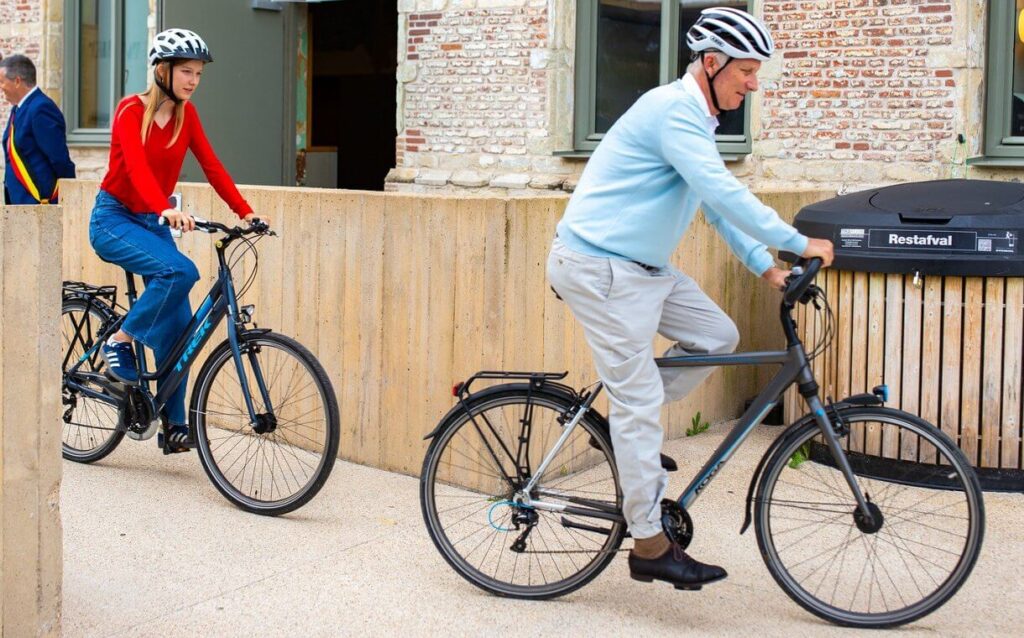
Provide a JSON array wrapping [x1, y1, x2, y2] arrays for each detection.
[[121, 386, 159, 441], [661, 499, 694, 550]]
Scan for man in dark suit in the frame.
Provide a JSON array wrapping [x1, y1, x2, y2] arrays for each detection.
[[1, 54, 75, 205]]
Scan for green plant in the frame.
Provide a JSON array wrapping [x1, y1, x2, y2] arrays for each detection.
[[788, 442, 812, 469], [686, 411, 710, 437]]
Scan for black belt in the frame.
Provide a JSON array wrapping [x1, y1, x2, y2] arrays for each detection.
[[555, 232, 659, 272], [633, 261, 659, 273]]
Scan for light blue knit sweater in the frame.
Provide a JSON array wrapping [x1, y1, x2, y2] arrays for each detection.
[[557, 75, 808, 274]]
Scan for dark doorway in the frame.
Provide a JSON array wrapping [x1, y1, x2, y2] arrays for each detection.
[[309, 1, 397, 191]]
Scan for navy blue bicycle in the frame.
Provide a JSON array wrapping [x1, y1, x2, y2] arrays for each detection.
[[61, 217, 340, 516]]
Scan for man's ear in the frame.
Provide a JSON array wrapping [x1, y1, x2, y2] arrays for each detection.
[[702, 54, 717, 75]]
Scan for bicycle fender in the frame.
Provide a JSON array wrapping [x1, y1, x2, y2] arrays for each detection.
[[63, 292, 117, 321], [240, 328, 273, 338], [422, 382, 582, 440]]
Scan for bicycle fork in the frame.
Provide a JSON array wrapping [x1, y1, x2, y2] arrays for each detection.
[[797, 366, 878, 527], [226, 320, 276, 432]]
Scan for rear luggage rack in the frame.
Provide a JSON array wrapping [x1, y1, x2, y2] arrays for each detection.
[[62, 280, 117, 304]]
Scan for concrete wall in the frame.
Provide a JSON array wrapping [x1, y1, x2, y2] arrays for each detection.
[[0, 205, 63, 637], [61, 180, 832, 475]]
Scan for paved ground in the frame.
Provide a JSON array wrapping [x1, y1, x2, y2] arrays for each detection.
[[63, 420, 1022, 637]]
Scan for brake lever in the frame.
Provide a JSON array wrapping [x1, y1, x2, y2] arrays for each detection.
[[801, 284, 822, 307]]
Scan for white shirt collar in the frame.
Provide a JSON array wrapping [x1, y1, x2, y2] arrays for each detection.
[[680, 73, 719, 133], [17, 86, 39, 109]]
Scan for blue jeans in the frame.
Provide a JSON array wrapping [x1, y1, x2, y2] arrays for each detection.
[[89, 190, 199, 425]]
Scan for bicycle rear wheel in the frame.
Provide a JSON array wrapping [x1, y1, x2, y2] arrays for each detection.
[[754, 407, 984, 628], [61, 298, 124, 463], [191, 332, 339, 516], [421, 385, 626, 599]]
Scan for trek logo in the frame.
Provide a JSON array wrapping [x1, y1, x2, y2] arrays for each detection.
[[694, 462, 724, 495], [175, 318, 212, 373], [887, 234, 952, 247]]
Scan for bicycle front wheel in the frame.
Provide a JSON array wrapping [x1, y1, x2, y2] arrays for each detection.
[[754, 407, 984, 628], [191, 332, 339, 516], [421, 385, 626, 600]]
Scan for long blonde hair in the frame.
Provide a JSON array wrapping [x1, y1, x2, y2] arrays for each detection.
[[140, 62, 186, 147]]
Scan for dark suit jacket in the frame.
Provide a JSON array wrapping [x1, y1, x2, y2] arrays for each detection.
[[3, 88, 76, 205]]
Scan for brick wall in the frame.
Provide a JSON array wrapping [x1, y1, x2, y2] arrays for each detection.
[[756, 0, 964, 188], [391, 0, 1009, 194], [1, 0, 49, 168]]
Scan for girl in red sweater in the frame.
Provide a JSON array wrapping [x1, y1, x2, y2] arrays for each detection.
[[90, 29, 268, 453]]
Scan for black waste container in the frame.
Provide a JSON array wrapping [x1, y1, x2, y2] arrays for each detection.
[[783, 179, 1024, 485]]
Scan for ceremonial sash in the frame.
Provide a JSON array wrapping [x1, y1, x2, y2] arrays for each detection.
[[6, 120, 57, 204]]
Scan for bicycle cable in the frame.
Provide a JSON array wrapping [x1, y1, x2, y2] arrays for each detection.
[[805, 287, 835, 362], [227, 233, 264, 302]]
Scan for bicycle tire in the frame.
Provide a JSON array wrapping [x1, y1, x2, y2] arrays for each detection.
[[191, 331, 339, 516], [754, 406, 984, 628], [421, 385, 626, 600], [61, 297, 125, 463]]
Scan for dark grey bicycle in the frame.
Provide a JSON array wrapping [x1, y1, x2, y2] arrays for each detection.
[[420, 258, 984, 628], [61, 217, 340, 516]]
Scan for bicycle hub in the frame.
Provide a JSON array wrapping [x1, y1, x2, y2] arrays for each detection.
[[253, 413, 278, 434]]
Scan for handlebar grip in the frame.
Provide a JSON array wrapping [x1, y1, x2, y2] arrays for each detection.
[[158, 213, 214, 232], [783, 257, 822, 305]]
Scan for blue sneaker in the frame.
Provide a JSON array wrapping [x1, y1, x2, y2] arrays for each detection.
[[100, 338, 139, 383]]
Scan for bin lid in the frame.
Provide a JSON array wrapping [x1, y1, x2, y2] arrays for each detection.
[[787, 179, 1024, 276]]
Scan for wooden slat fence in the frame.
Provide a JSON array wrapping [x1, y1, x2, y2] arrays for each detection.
[[786, 268, 1024, 470], [62, 180, 833, 475]]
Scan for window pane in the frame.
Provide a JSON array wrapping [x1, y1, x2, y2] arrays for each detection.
[[678, 0, 747, 136], [122, 0, 149, 96], [595, 0, 661, 134], [79, 0, 113, 129]]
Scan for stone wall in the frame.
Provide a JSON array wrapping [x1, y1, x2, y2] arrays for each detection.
[[389, 0, 1020, 194], [5, 1, 1021, 195], [756, 0, 972, 188]]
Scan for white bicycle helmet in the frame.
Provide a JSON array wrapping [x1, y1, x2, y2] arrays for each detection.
[[149, 28, 213, 66], [686, 7, 774, 61]]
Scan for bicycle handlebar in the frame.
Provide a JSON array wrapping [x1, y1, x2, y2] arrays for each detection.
[[783, 257, 822, 306], [158, 214, 273, 238]]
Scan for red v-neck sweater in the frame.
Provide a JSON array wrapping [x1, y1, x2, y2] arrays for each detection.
[[100, 96, 252, 218]]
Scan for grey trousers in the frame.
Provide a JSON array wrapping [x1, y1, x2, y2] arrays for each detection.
[[547, 237, 739, 539]]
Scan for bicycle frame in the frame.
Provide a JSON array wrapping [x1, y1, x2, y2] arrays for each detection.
[[64, 238, 273, 426], [521, 307, 876, 527]]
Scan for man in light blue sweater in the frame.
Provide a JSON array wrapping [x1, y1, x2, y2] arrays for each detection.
[[548, 7, 834, 590]]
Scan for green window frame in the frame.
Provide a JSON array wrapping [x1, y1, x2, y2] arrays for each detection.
[[64, 0, 152, 145], [974, 1, 1024, 165], [569, 0, 753, 158]]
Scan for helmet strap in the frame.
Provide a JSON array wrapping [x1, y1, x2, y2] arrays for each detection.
[[701, 52, 735, 113], [154, 61, 183, 105]]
